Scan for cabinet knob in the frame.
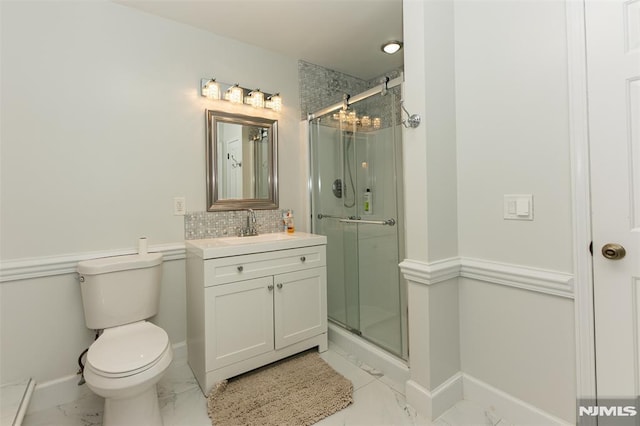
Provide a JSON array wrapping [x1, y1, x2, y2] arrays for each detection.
[[300, 256, 306, 262], [268, 284, 274, 291], [237, 266, 244, 272], [277, 283, 283, 289]]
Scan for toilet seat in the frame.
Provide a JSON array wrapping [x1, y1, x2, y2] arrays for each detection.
[[87, 321, 169, 379]]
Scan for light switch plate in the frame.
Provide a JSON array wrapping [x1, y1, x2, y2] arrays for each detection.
[[503, 194, 533, 220]]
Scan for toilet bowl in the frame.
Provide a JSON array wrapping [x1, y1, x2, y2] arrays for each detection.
[[83, 321, 173, 426]]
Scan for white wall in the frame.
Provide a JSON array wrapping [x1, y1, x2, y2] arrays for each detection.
[[454, 0, 576, 422], [455, 0, 573, 272], [0, 0, 302, 390], [459, 278, 576, 422]]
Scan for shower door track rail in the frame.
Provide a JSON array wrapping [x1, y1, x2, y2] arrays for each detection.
[[307, 75, 403, 120]]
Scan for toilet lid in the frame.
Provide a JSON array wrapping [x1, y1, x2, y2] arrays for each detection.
[[87, 321, 169, 376]]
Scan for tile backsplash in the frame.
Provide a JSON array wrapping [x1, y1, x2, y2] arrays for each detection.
[[184, 210, 287, 240]]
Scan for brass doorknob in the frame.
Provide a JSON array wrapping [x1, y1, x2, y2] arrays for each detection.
[[601, 243, 626, 260]]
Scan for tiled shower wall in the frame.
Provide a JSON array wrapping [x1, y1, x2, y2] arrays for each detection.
[[184, 209, 287, 240], [298, 60, 403, 125]]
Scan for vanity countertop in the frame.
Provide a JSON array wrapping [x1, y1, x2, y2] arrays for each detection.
[[185, 232, 327, 259]]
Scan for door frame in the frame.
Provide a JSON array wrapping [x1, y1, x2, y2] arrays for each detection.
[[566, 0, 597, 403]]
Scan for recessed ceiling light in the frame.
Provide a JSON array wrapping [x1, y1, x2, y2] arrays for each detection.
[[381, 41, 403, 54]]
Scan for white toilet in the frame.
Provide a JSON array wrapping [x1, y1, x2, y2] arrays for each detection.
[[77, 253, 173, 426]]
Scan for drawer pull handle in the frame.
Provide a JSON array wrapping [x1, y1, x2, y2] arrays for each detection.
[[268, 284, 274, 291], [237, 266, 244, 272], [300, 256, 306, 262], [277, 283, 283, 289]]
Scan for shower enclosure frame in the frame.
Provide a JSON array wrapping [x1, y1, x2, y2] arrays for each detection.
[[307, 76, 408, 360]]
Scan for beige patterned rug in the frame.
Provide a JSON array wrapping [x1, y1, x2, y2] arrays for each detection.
[[207, 350, 353, 426]]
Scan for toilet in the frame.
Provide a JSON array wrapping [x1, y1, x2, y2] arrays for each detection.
[[77, 252, 173, 426]]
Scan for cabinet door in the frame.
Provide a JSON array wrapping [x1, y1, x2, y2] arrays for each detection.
[[274, 267, 327, 350], [205, 277, 274, 369]]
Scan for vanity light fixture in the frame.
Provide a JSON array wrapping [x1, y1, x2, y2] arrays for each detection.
[[381, 40, 403, 54], [200, 78, 282, 111]]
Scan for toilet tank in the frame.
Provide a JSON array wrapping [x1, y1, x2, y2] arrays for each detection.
[[77, 253, 163, 330]]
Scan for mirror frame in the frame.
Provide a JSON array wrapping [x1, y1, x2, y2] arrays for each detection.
[[205, 110, 279, 211]]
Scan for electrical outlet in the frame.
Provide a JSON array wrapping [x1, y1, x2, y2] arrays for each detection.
[[174, 197, 186, 216]]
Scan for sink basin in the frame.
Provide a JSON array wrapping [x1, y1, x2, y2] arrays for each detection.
[[217, 233, 295, 245], [186, 232, 327, 259]]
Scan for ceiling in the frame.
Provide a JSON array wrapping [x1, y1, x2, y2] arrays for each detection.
[[113, 0, 404, 81]]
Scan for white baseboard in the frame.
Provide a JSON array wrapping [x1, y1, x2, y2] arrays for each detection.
[[27, 341, 188, 414], [432, 373, 464, 419], [405, 373, 464, 421], [406, 373, 572, 425], [462, 373, 573, 425], [27, 373, 92, 414], [405, 379, 434, 420]]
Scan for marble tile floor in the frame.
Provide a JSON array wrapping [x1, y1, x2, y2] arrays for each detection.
[[23, 343, 506, 426]]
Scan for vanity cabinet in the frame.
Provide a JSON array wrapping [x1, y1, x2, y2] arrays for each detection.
[[185, 233, 328, 394]]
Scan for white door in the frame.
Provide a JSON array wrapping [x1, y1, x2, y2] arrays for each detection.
[[224, 137, 243, 198], [586, 0, 640, 403], [274, 267, 327, 350]]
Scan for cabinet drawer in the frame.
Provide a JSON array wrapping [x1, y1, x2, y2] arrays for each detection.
[[204, 245, 326, 286]]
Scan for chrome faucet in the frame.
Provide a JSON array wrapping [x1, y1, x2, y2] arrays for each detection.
[[239, 209, 258, 237]]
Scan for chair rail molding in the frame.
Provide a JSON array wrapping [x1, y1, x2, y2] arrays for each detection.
[[0, 243, 186, 283], [399, 258, 460, 286], [400, 257, 574, 299]]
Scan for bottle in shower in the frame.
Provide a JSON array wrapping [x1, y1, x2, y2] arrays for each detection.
[[363, 188, 373, 215]]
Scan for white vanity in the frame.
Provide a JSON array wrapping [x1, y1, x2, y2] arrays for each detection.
[[185, 232, 328, 394]]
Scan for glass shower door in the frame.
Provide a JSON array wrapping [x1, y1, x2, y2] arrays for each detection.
[[310, 89, 406, 358], [310, 118, 361, 334]]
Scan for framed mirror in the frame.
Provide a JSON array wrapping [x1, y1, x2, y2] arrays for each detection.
[[206, 110, 278, 211]]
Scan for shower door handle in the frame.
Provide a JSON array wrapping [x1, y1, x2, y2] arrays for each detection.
[[339, 218, 396, 226]]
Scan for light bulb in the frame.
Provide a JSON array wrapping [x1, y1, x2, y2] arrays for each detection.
[[249, 89, 265, 108], [204, 79, 220, 100], [381, 41, 403, 54], [268, 94, 282, 112], [227, 84, 244, 104]]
